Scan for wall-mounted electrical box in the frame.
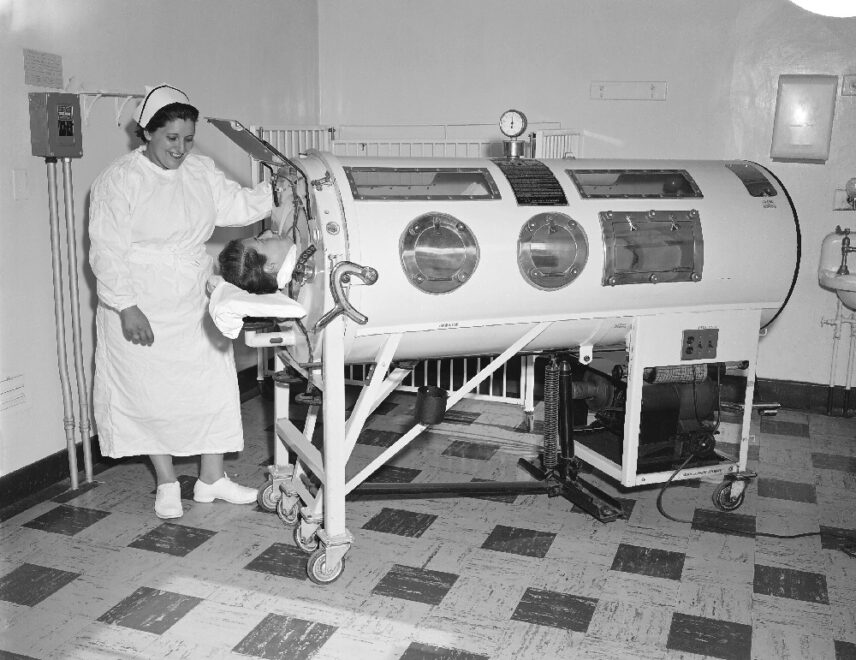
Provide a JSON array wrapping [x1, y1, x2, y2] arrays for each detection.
[[29, 92, 83, 159]]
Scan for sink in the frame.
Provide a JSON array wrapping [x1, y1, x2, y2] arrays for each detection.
[[819, 269, 856, 309]]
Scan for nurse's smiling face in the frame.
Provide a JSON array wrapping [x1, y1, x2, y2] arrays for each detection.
[[144, 118, 195, 170]]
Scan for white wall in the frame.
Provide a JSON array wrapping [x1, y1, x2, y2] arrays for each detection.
[[2, 0, 855, 480], [0, 0, 319, 475], [317, 0, 856, 384]]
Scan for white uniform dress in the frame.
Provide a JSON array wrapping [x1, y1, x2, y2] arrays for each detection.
[[89, 147, 272, 458]]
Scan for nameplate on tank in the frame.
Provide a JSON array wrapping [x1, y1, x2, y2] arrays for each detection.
[[491, 159, 568, 206], [600, 209, 703, 286]]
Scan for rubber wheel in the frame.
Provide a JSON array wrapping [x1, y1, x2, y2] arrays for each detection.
[[276, 497, 299, 527], [293, 525, 320, 553], [256, 481, 279, 512], [712, 481, 744, 511], [306, 548, 345, 585]]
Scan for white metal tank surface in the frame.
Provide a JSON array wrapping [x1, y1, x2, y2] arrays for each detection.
[[276, 152, 799, 365]]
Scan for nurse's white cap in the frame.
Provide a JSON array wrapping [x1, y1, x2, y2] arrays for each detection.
[[134, 83, 191, 128]]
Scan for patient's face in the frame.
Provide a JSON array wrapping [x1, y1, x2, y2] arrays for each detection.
[[242, 231, 291, 269]]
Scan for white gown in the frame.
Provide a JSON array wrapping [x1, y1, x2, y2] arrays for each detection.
[[89, 147, 272, 458]]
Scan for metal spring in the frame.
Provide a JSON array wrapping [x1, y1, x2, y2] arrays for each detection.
[[543, 358, 559, 469]]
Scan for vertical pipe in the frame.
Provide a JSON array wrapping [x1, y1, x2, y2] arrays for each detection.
[[474, 357, 481, 394], [523, 355, 536, 424], [256, 347, 266, 392], [827, 300, 843, 415], [46, 159, 79, 490], [321, 315, 347, 538], [272, 351, 290, 467], [61, 160, 93, 483], [846, 314, 856, 416]]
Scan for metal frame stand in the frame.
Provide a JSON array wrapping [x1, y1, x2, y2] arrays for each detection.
[[262, 319, 625, 583]]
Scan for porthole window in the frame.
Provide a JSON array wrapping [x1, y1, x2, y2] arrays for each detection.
[[518, 213, 588, 290], [400, 213, 479, 294]]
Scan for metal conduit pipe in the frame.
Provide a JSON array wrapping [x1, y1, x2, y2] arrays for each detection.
[[845, 312, 856, 416], [46, 158, 79, 490], [821, 299, 856, 415], [61, 159, 93, 482]]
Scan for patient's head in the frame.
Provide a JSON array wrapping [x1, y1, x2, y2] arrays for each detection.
[[218, 231, 293, 294]]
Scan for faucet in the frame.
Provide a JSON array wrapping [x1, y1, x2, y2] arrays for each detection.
[[837, 226, 856, 275]]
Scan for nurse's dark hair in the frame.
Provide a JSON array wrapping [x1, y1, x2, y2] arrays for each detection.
[[134, 103, 199, 141], [218, 240, 279, 294]]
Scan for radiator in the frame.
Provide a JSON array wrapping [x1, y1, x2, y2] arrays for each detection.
[[533, 128, 583, 159], [345, 354, 534, 407], [248, 125, 333, 184], [332, 139, 503, 158]]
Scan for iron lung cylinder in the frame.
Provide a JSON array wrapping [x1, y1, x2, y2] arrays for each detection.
[[277, 152, 799, 365]]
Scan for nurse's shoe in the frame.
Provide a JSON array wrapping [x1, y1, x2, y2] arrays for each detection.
[[193, 474, 256, 505], [154, 482, 183, 519]]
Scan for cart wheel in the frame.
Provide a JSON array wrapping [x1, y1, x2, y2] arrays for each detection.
[[293, 525, 320, 553], [276, 497, 299, 527], [712, 481, 744, 511], [306, 549, 345, 585], [256, 481, 280, 512]]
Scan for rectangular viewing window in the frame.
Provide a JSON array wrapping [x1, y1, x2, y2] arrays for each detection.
[[568, 169, 702, 199], [601, 210, 703, 285], [344, 167, 501, 201]]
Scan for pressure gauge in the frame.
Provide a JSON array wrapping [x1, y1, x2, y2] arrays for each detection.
[[499, 109, 528, 139]]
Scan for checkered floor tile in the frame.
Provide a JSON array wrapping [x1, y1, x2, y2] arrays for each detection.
[[1, 392, 855, 659]]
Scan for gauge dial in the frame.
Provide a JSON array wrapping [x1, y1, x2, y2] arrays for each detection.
[[499, 109, 528, 138]]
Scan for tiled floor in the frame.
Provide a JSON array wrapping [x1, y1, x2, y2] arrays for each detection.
[[1, 390, 855, 660]]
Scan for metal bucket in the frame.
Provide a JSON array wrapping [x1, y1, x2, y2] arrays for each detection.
[[415, 385, 448, 425]]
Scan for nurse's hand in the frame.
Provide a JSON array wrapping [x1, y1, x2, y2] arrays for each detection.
[[119, 306, 154, 346]]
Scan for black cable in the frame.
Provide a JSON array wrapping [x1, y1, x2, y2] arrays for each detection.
[[654, 452, 842, 543], [756, 161, 801, 332], [294, 318, 313, 364]]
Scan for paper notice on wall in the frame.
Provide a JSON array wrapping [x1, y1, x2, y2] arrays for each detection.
[[23, 48, 63, 89], [1, 374, 30, 414]]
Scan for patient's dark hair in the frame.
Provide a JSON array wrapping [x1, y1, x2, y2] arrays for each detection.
[[218, 240, 279, 294]]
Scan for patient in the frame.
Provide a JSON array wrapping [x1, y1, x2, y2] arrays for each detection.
[[218, 230, 296, 294]]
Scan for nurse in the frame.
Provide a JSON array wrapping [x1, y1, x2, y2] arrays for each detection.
[[89, 83, 286, 519]]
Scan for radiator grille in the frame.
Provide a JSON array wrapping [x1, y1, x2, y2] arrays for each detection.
[[332, 140, 503, 158], [533, 129, 583, 159]]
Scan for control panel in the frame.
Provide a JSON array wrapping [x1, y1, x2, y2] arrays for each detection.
[[29, 92, 83, 159], [681, 328, 718, 360]]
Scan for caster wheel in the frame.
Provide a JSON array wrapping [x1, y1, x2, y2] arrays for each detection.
[[256, 481, 280, 512], [306, 548, 345, 585], [294, 525, 320, 553], [276, 497, 299, 527], [712, 481, 744, 511]]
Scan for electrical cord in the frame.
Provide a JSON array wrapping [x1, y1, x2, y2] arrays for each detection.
[[655, 453, 856, 553]]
